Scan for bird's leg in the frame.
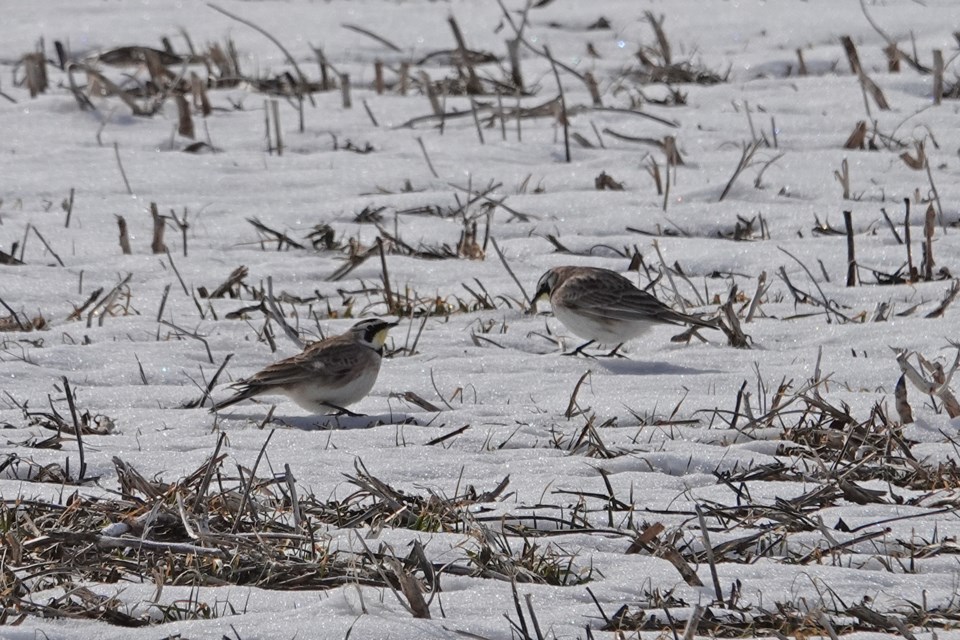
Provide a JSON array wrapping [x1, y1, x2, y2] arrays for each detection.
[[327, 403, 365, 417], [563, 340, 596, 357], [602, 343, 627, 358]]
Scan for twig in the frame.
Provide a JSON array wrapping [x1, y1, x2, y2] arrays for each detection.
[[61, 377, 86, 481], [86, 273, 133, 328], [165, 249, 190, 296], [378, 237, 394, 315], [490, 237, 530, 306], [718, 139, 761, 202], [696, 506, 723, 603], [232, 429, 276, 533], [652, 239, 685, 313], [682, 605, 705, 640], [159, 319, 214, 363], [63, 187, 75, 228], [208, 3, 316, 106], [544, 45, 569, 163], [0, 295, 27, 331], [183, 353, 234, 410], [843, 210, 857, 286], [193, 432, 226, 513], [778, 246, 850, 323], [416, 136, 439, 178], [265, 276, 305, 349], [565, 370, 592, 419], [341, 23, 402, 53], [114, 142, 133, 195], [30, 225, 65, 267]]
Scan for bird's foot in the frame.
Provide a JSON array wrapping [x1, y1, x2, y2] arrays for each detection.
[[601, 344, 627, 358], [562, 341, 597, 358], [328, 404, 365, 417]]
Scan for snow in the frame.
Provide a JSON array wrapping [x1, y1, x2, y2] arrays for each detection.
[[2, 0, 960, 638]]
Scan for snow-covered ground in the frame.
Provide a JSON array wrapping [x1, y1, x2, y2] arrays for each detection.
[[2, 1, 960, 638]]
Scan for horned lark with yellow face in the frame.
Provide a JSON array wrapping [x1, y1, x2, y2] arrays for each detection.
[[211, 318, 397, 414], [533, 266, 716, 356]]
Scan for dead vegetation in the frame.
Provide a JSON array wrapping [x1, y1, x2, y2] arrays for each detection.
[[3, 331, 960, 634], [0, 438, 586, 627], [2, 3, 960, 638]]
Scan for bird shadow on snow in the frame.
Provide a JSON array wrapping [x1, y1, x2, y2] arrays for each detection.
[[270, 412, 420, 431], [594, 359, 720, 376]]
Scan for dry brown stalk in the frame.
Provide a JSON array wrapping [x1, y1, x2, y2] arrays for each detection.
[[884, 42, 900, 72], [844, 121, 868, 149], [339, 73, 351, 109], [248, 218, 305, 250], [271, 99, 283, 155], [448, 16, 483, 95], [113, 142, 133, 195], [374, 59, 384, 94], [594, 171, 624, 191], [840, 35, 890, 113], [67, 287, 103, 322], [342, 23, 402, 53], [843, 210, 857, 286], [190, 71, 211, 115], [29, 225, 65, 267], [921, 203, 935, 280], [115, 215, 132, 255], [175, 93, 194, 139], [859, 0, 931, 74], [894, 374, 913, 424], [208, 3, 316, 106], [646, 156, 663, 195], [834, 158, 851, 200], [933, 49, 943, 105], [894, 347, 960, 418], [744, 271, 768, 323], [62, 187, 76, 228], [208, 266, 249, 299], [490, 237, 531, 306], [878, 208, 902, 245], [565, 370, 592, 419], [149, 202, 167, 254], [796, 48, 808, 75], [398, 61, 410, 95], [21, 51, 48, 97], [584, 71, 601, 106], [544, 45, 570, 163], [899, 140, 926, 170], [925, 280, 960, 319], [718, 139, 761, 202]]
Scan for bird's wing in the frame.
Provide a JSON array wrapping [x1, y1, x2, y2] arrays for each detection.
[[239, 338, 367, 390], [559, 273, 712, 327]]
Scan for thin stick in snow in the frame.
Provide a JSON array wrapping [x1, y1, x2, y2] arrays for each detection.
[[416, 136, 439, 178], [61, 376, 86, 482], [272, 99, 283, 155], [490, 237, 530, 307], [843, 210, 857, 286], [30, 225, 65, 267], [543, 46, 570, 163], [150, 202, 167, 254], [208, 3, 316, 106], [116, 215, 132, 254], [718, 139, 760, 202], [63, 187, 75, 228], [113, 142, 133, 195]]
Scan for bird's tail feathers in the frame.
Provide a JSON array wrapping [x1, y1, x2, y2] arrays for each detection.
[[209, 384, 259, 413]]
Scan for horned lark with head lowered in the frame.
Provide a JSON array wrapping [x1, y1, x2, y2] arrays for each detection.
[[211, 318, 398, 414], [533, 266, 717, 356]]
